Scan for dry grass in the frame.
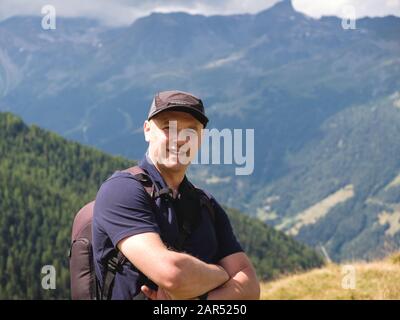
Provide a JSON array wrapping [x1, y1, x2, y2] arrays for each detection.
[[261, 252, 400, 300], [378, 210, 400, 236]]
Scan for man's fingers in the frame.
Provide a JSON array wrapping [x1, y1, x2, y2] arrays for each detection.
[[141, 285, 156, 300]]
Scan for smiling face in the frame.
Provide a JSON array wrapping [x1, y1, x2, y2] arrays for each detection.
[[144, 110, 204, 173]]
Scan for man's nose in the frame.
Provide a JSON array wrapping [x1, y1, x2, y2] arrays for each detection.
[[173, 139, 187, 150], [171, 129, 190, 144]]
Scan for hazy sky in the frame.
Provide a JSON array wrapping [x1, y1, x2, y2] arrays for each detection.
[[0, 0, 399, 26]]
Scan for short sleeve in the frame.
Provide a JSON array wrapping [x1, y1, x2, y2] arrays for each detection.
[[93, 172, 160, 248], [211, 196, 244, 261]]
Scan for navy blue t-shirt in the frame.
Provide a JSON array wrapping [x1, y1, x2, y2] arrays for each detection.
[[92, 154, 243, 300]]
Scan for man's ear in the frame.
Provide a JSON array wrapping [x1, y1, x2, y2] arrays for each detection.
[[143, 120, 151, 142]]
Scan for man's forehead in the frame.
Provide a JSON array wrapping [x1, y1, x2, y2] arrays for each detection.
[[153, 111, 202, 126]]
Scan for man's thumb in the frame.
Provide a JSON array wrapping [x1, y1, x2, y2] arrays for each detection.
[[141, 285, 155, 299]]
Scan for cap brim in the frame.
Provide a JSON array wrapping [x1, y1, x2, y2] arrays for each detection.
[[148, 105, 209, 128]]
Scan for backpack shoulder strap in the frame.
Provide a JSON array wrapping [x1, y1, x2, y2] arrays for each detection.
[[101, 251, 126, 300], [123, 166, 154, 197], [123, 165, 174, 199], [187, 182, 216, 224], [174, 184, 216, 252]]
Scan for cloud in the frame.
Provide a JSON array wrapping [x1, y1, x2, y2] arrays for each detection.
[[293, 0, 400, 19], [0, 0, 280, 26], [0, 0, 399, 26]]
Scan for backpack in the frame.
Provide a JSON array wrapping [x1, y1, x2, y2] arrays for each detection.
[[69, 165, 215, 300]]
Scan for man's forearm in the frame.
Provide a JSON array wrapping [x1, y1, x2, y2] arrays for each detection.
[[165, 252, 230, 299], [206, 266, 260, 300]]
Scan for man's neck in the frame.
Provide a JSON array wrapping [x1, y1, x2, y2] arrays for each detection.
[[148, 154, 186, 192]]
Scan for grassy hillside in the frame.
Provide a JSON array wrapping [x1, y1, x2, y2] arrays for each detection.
[[0, 112, 323, 299], [261, 252, 400, 300]]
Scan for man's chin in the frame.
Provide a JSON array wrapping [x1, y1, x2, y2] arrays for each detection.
[[157, 157, 190, 171]]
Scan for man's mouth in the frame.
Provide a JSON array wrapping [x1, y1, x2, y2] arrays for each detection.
[[167, 148, 188, 156], [167, 148, 180, 155]]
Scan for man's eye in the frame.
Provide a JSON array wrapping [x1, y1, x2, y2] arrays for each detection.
[[183, 129, 196, 135]]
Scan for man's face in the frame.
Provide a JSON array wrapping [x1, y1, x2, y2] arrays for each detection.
[[144, 111, 203, 172]]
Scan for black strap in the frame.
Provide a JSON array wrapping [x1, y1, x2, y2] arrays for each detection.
[[101, 251, 126, 300], [173, 186, 216, 251], [199, 193, 216, 223], [153, 187, 173, 199], [186, 180, 216, 224]]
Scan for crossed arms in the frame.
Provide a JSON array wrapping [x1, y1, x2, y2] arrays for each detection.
[[118, 232, 260, 300]]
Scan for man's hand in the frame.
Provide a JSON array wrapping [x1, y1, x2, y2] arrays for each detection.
[[141, 285, 201, 300], [141, 285, 173, 300]]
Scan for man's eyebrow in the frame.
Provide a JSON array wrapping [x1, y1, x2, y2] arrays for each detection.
[[159, 119, 171, 125]]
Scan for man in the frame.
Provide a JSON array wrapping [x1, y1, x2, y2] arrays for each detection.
[[92, 90, 260, 300]]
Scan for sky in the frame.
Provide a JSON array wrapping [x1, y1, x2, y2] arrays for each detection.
[[0, 0, 399, 26]]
